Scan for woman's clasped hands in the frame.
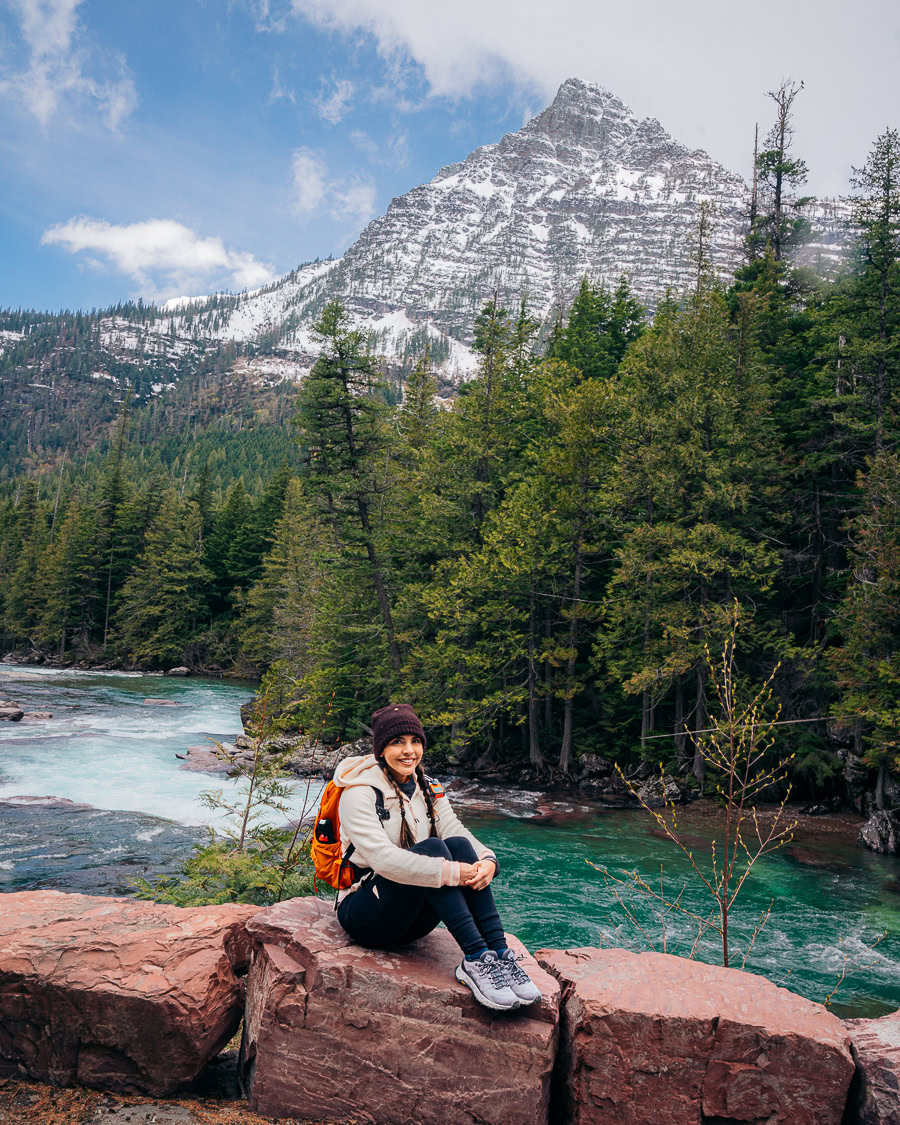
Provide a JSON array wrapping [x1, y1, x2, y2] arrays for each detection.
[[459, 859, 495, 891]]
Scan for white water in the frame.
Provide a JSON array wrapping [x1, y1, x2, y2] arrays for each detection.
[[0, 664, 319, 826]]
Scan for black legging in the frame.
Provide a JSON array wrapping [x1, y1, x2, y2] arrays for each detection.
[[336, 835, 506, 958]]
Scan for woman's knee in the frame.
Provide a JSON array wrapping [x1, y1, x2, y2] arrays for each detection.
[[410, 837, 451, 859], [444, 836, 477, 862]]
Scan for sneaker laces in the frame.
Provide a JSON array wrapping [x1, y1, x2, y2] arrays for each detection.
[[501, 951, 532, 984], [473, 953, 509, 990]]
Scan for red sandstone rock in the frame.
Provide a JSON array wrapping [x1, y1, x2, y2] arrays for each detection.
[[537, 946, 855, 1125], [240, 896, 559, 1125], [846, 1010, 900, 1124], [0, 890, 256, 1095]]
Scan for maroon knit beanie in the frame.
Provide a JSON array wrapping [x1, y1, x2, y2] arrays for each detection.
[[371, 703, 426, 758]]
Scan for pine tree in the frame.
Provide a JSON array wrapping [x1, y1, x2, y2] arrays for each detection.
[[752, 80, 814, 261], [114, 492, 212, 666], [294, 301, 402, 674], [830, 451, 900, 808], [35, 490, 102, 658]]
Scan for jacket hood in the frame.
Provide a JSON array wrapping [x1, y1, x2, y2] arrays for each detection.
[[333, 753, 391, 791]]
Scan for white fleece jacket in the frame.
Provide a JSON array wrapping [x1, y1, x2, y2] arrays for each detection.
[[334, 754, 496, 901]]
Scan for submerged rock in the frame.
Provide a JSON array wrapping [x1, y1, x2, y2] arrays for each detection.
[[0, 890, 256, 1095], [0, 797, 202, 896], [240, 896, 559, 1125], [845, 1009, 900, 1124], [0, 700, 24, 721], [859, 811, 900, 855], [537, 946, 854, 1125]]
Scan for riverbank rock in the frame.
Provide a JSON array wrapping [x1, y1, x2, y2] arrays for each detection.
[[177, 745, 239, 775], [859, 811, 900, 855], [536, 946, 854, 1125], [635, 773, 690, 808], [0, 890, 256, 1095], [240, 896, 559, 1125], [166, 667, 191, 676], [845, 1009, 900, 1124]]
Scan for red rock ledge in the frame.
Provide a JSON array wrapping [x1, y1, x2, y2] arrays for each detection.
[[537, 946, 856, 1125], [0, 890, 256, 1095], [239, 896, 560, 1125]]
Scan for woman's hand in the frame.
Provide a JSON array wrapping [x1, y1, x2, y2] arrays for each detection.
[[461, 858, 495, 891]]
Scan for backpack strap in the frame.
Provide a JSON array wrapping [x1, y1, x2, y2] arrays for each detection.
[[333, 785, 390, 909]]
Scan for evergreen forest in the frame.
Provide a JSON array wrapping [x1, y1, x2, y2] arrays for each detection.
[[2, 122, 900, 810]]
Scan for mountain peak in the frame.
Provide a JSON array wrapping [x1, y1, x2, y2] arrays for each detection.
[[524, 76, 642, 155]]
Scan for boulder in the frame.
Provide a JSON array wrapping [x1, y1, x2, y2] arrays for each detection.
[[0, 890, 256, 1095], [537, 946, 854, 1125], [859, 811, 900, 855], [845, 1009, 900, 1124], [143, 698, 180, 707], [240, 896, 559, 1125], [22, 711, 52, 720], [578, 753, 612, 779], [635, 773, 689, 808], [166, 667, 191, 676], [177, 745, 236, 775], [264, 735, 367, 777]]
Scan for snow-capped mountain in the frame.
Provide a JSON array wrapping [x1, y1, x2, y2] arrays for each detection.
[[151, 78, 848, 380]]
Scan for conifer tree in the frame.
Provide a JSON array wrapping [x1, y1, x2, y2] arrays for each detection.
[[752, 80, 814, 261], [114, 491, 212, 666], [294, 301, 402, 674], [830, 451, 900, 809]]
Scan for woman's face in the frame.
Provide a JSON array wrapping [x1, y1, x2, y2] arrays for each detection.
[[381, 733, 424, 781]]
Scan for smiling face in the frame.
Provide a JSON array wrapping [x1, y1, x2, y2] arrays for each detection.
[[380, 733, 424, 782]]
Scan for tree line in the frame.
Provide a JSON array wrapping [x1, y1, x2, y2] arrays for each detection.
[[1, 116, 898, 806]]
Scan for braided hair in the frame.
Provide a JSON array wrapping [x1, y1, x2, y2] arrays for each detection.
[[375, 756, 438, 850]]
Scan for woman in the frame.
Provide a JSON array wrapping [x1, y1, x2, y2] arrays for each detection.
[[334, 703, 542, 1012]]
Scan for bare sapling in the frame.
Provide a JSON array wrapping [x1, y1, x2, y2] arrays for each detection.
[[593, 603, 798, 968]]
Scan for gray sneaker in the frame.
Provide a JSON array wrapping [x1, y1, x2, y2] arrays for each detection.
[[497, 948, 542, 1005], [455, 951, 520, 1010]]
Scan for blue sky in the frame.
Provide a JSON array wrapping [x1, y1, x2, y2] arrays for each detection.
[[1, 0, 898, 312]]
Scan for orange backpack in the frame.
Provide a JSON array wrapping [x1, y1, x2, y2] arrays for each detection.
[[311, 781, 387, 892]]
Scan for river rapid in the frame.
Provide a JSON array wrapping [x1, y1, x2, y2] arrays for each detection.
[[1, 663, 898, 1018]]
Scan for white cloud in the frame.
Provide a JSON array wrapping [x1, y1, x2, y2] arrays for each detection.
[[41, 217, 276, 296], [351, 127, 410, 168], [314, 77, 355, 124], [287, 0, 900, 198], [291, 147, 328, 213], [1, 0, 137, 130], [330, 175, 377, 229], [268, 65, 296, 105], [290, 148, 377, 230]]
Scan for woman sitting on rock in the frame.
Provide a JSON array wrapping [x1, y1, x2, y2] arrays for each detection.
[[333, 703, 541, 1012]]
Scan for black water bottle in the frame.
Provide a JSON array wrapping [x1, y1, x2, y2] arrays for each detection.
[[315, 816, 336, 844]]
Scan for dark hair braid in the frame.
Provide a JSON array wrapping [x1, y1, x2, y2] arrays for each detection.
[[416, 764, 438, 839], [377, 758, 416, 849]]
